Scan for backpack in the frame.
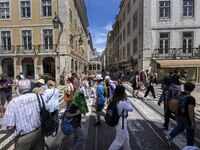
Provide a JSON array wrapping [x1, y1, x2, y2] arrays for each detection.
[[169, 94, 187, 114], [36, 94, 58, 137], [105, 102, 124, 127]]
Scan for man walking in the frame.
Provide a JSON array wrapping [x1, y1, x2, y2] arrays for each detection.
[[93, 74, 105, 127], [2, 79, 46, 150], [167, 82, 196, 146]]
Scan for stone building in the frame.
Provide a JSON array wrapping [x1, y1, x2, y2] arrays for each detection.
[[106, 0, 200, 82], [0, 0, 92, 82]]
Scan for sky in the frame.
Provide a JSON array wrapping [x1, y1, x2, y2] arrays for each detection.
[[85, 0, 121, 52]]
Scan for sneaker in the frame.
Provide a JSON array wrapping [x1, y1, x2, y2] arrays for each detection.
[[93, 121, 101, 127], [132, 95, 136, 98], [143, 97, 147, 100], [165, 135, 172, 146]]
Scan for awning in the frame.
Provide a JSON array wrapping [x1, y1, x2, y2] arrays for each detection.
[[155, 59, 200, 68]]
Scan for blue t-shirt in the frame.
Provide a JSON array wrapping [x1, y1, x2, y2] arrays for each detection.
[[96, 83, 105, 105]]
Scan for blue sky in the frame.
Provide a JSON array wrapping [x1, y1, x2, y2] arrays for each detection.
[[85, 0, 121, 52]]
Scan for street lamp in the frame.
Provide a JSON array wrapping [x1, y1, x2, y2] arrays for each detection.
[[52, 13, 63, 32]]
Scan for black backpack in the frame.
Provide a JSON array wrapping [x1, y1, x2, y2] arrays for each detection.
[[36, 94, 58, 137], [105, 102, 124, 127]]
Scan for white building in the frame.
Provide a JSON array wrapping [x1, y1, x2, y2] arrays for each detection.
[[106, 0, 200, 82]]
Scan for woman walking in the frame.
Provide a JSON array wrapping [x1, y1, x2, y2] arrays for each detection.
[[108, 85, 133, 150], [64, 77, 74, 108], [66, 91, 88, 150], [45, 80, 59, 127]]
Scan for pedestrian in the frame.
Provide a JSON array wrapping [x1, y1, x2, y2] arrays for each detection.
[[64, 77, 75, 108], [129, 71, 140, 98], [167, 82, 196, 146], [3, 73, 14, 104], [38, 78, 48, 92], [66, 91, 88, 150], [93, 74, 106, 127], [104, 76, 116, 105], [45, 80, 59, 127], [0, 73, 7, 118], [72, 73, 80, 91], [108, 85, 133, 150], [158, 77, 177, 130], [143, 75, 156, 100], [1, 79, 46, 150]]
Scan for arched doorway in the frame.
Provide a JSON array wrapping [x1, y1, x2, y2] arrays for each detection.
[[2, 58, 14, 78], [22, 57, 34, 78], [43, 57, 55, 77]]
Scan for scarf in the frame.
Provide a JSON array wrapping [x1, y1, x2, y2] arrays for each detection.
[[72, 90, 89, 115]]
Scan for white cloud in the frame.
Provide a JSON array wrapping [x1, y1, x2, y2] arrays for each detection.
[[104, 23, 112, 31]]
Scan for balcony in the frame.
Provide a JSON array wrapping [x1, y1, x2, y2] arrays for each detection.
[[16, 45, 36, 55], [152, 48, 200, 60], [38, 44, 57, 54], [0, 46, 15, 55]]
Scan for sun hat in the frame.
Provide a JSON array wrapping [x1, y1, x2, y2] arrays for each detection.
[[105, 76, 110, 81], [94, 74, 103, 80], [38, 79, 45, 84]]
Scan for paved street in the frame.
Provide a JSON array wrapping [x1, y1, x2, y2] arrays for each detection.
[[1, 83, 200, 150]]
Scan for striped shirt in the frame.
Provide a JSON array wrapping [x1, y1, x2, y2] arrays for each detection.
[[2, 93, 46, 137]]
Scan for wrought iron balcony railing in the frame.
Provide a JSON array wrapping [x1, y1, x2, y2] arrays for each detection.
[[38, 44, 57, 53], [0, 46, 15, 54], [16, 45, 36, 54], [152, 48, 200, 59]]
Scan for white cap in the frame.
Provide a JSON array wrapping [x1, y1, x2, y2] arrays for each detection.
[[94, 74, 103, 80], [105, 76, 110, 81], [38, 79, 45, 84]]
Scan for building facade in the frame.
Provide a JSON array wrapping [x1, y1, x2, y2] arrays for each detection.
[[0, 0, 92, 82], [106, 0, 200, 82]]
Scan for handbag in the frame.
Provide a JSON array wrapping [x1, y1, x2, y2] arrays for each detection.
[[61, 111, 75, 135]]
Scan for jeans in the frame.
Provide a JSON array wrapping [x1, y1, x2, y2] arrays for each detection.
[[169, 115, 195, 146], [163, 106, 175, 129], [72, 127, 86, 150]]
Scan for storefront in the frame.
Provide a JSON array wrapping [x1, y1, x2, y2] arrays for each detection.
[[152, 59, 200, 82]]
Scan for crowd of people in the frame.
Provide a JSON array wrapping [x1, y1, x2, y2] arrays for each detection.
[[0, 69, 198, 150]]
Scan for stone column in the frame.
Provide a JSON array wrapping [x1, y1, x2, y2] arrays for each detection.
[[14, 57, 17, 79], [34, 57, 38, 80]]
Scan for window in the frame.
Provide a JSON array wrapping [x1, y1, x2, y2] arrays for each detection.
[[42, 0, 52, 17], [123, 11, 126, 23], [1, 31, 11, 50], [159, 1, 170, 19], [127, 21, 131, 36], [43, 29, 53, 50], [89, 65, 92, 70], [159, 32, 170, 54], [97, 64, 100, 70], [21, 1, 31, 18], [183, 0, 194, 17], [22, 30, 32, 50], [133, 11, 137, 30], [74, 19, 77, 31], [127, 1, 131, 14], [123, 28, 126, 41], [133, 38, 137, 53], [93, 64, 96, 70], [0, 2, 10, 19], [75, 40, 78, 52], [69, 35, 73, 48], [127, 43, 130, 58], [182, 32, 193, 53], [123, 47, 126, 59], [119, 33, 122, 44], [69, 9, 72, 24]]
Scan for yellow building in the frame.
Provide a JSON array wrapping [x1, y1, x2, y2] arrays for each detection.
[[0, 0, 91, 82]]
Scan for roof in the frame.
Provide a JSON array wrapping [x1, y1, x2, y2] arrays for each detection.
[[155, 59, 200, 68]]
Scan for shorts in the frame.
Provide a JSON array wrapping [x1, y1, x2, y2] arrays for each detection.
[[96, 104, 104, 112], [0, 94, 7, 105]]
